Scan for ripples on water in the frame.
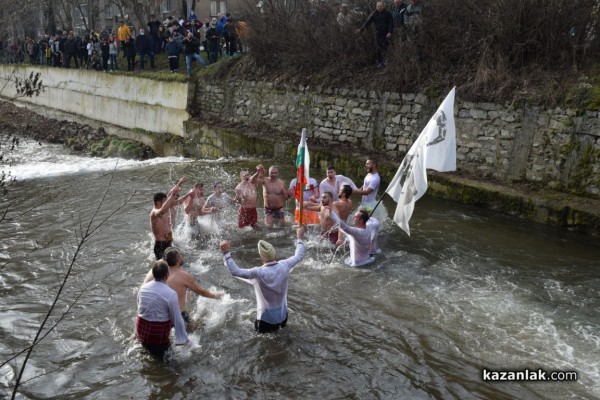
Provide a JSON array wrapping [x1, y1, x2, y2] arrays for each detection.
[[0, 137, 599, 399]]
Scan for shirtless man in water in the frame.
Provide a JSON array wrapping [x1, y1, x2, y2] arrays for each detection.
[[150, 177, 186, 259], [143, 247, 223, 326], [183, 182, 217, 233], [234, 166, 264, 228], [262, 165, 289, 228], [333, 184, 354, 246], [306, 191, 339, 244]]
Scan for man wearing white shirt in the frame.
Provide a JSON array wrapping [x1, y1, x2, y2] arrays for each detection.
[[327, 208, 380, 267], [319, 165, 357, 202], [353, 158, 381, 211], [220, 227, 305, 333], [136, 260, 189, 356]]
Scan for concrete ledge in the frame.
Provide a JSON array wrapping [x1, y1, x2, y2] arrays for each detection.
[[0, 65, 190, 136]]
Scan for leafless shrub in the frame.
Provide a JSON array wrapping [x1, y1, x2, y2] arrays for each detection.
[[232, 0, 600, 102]]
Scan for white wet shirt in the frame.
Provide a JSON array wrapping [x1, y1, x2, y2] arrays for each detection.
[[318, 174, 357, 199], [361, 172, 381, 209], [137, 280, 189, 345], [330, 211, 379, 267], [223, 240, 305, 324]]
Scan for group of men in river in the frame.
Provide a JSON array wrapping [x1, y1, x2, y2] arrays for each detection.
[[137, 158, 382, 356]]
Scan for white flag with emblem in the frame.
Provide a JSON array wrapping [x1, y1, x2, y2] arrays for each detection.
[[385, 87, 456, 235]]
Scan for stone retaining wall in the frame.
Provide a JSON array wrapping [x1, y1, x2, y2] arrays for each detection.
[[195, 79, 600, 196]]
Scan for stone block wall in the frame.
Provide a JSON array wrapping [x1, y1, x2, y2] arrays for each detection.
[[195, 79, 600, 196]]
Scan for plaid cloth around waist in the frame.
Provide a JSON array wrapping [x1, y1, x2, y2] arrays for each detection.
[[136, 316, 172, 345]]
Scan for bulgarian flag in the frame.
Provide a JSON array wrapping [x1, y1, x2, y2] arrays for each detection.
[[295, 128, 310, 202]]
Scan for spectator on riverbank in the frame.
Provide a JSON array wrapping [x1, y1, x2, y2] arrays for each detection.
[[109, 37, 119, 71], [404, 0, 423, 37], [183, 31, 207, 76], [165, 36, 180, 73], [135, 28, 155, 71], [223, 19, 238, 57], [206, 18, 220, 64], [65, 33, 80, 68], [124, 34, 136, 71], [100, 39, 110, 71], [391, 0, 407, 30], [358, 1, 394, 68], [117, 21, 131, 56]]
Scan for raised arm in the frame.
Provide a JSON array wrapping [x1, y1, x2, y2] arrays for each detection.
[[155, 184, 182, 218], [250, 164, 265, 184], [220, 240, 259, 280]]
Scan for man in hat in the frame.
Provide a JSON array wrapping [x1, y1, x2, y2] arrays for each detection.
[[220, 227, 305, 333]]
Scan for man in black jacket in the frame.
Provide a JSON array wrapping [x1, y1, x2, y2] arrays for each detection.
[[183, 31, 207, 76], [135, 28, 155, 70], [358, 1, 393, 68]]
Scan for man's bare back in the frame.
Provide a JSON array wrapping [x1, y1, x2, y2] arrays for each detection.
[[334, 198, 353, 221]]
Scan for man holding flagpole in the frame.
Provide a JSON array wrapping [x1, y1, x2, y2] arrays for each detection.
[[293, 128, 311, 227], [385, 87, 457, 235]]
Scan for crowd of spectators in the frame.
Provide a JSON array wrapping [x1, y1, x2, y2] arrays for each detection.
[[0, 10, 243, 76]]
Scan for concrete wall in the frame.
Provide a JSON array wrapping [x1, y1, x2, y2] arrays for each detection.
[[195, 80, 600, 196], [0, 65, 190, 137]]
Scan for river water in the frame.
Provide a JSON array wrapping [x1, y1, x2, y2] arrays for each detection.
[[1, 136, 599, 399]]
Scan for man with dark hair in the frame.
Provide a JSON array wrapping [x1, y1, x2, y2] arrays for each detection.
[[143, 247, 223, 326], [147, 14, 162, 53], [358, 1, 394, 68], [136, 260, 189, 356], [333, 184, 354, 245], [353, 158, 381, 211], [319, 165, 357, 200], [220, 227, 305, 333], [326, 208, 380, 267], [305, 191, 339, 244], [150, 177, 186, 259], [182, 31, 207, 76], [391, 0, 407, 30]]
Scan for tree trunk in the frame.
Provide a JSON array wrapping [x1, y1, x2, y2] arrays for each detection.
[[44, 0, 57, 35]]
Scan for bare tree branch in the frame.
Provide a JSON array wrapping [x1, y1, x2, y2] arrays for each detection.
[[8, 166, 145, 398]]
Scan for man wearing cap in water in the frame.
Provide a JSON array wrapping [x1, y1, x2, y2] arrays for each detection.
[[220, 226, 305, 333]]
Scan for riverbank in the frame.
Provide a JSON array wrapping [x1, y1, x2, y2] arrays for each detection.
[[0, 102, 154, 159]]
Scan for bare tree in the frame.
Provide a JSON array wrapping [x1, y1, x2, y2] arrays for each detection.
[[4, 168, 141, 399]]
